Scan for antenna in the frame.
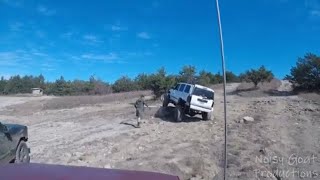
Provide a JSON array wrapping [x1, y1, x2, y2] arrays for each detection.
[[214, 0, 228, 179]]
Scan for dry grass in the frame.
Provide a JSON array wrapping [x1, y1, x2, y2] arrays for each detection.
[[232, 79, 282, 97], [298, 92, 320, 102], [42, 91, 152, 110], [236, 79, 281, 92], [210, 84, 224, 90]]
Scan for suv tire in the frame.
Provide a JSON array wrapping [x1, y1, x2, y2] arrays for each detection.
[[174, 105, 184, 122], [189, 111, 196, 117], [15, 141, 30, 164], [202, 112, 213, 121], [162, 94, 170, 107]]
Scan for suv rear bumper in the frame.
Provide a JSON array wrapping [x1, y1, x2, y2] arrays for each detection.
[[190, 105, 213, 113]]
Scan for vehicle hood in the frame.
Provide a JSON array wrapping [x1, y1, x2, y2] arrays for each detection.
[[4, 123, 28, 139], [0, 163, 180, 180]]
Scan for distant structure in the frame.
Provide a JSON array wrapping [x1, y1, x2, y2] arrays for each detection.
[[31, 88, 43, 96]]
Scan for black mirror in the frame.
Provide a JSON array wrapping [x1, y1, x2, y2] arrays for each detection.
[[0, 123, 12, 141], [0, 123, 8, 133]]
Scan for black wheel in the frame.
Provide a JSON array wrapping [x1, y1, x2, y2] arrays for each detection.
[[162, 94, 170, 107], [15, 141, 30, 164], [174, 105, 184, 122], [189, 111, 196, 117], [202, 112, 213, 121]]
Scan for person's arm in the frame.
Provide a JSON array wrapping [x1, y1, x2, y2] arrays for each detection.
[[144, 101, 149, 108]]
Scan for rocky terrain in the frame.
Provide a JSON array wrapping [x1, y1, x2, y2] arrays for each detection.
[[0, 81, 319, 180]]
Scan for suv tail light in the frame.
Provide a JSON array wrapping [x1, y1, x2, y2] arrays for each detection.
[[187, 96, 191, 103]]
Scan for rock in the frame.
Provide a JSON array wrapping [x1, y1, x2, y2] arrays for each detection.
[[64, 153, 72, 158], [190, 174, 204, 180], [235, 119, 244, 123], [243, 116, 254, 122], [138, 146, 144, 151], [104, 164, 111, 169], [72, 152, 84, 157], [78, 156, 85, 161], [259, 147, 266, 155], [126, 157, 134, 161], [111, 147, 119, 154], [304, 108, 314, 112]]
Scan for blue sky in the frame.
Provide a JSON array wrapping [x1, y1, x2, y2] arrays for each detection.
[[0, 0, 319, 82]]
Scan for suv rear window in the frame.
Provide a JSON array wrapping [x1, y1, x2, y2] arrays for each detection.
[[179, 84, 186, 92], [193, 88, 214, 100], [184, 85, 191, 93]]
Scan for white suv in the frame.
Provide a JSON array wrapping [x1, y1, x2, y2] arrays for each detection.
[[163, 83, 214, 121]]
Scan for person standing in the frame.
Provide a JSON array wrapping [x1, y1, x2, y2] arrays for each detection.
[[134, 95, 148, 128]]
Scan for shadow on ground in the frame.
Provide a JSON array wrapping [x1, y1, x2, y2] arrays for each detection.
[[227, 88, 297, 97], [226, 87, 258, 96], [263, 90, 297, 96], [154, 106, 204, 123], [119, 122, 139, 128]]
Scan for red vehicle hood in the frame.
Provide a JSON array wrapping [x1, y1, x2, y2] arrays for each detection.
[[0, 163, 179, 180]]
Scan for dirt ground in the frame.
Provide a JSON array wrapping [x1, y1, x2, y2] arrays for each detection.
[[0, 81, 319, 180]]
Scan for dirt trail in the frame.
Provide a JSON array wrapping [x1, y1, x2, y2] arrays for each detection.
[[0, 81, 319, 180], [225, 91, 320, 179]]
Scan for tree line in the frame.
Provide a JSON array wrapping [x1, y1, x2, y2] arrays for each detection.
[[0, 52, 318, 96], [0, 75, 112, 96]]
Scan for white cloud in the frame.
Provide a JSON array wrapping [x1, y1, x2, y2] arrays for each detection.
[[9, 22, 23, 31], [1, 0, 23, 7], [35, 30, 46, 38], [305, 0, 320, 9], [83, 34, 103, 44], [152, 1, 160, 8], [0, 51, 33, 66], [81, 53, 119, 61], [0, 50, 58, 74], [69, 55, 81, 60], [0, 52, 19, 66], [61, 32, 74, 39], [144, 52, 153, 56], [41, 62, 56, 71], [37, 5, 56, 16], [137, 32, 151, 39], [311, 10, 320, 17], [31, 50, 48, 57], [41, 68, 55, 71], [125, 51, 154, 57], [305, 0, 320, 17], [111, 25, 127, 31]]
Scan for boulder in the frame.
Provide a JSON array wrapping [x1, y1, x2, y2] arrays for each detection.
[[235, 119, 244, 123], [190, 174, 204, 180], [104, 164, 111, 169], [243, 116, 254, 122]]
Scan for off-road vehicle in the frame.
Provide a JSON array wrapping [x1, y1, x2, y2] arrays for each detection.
[[163, 83, 214, 121], [0, 122, 30, 164]]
